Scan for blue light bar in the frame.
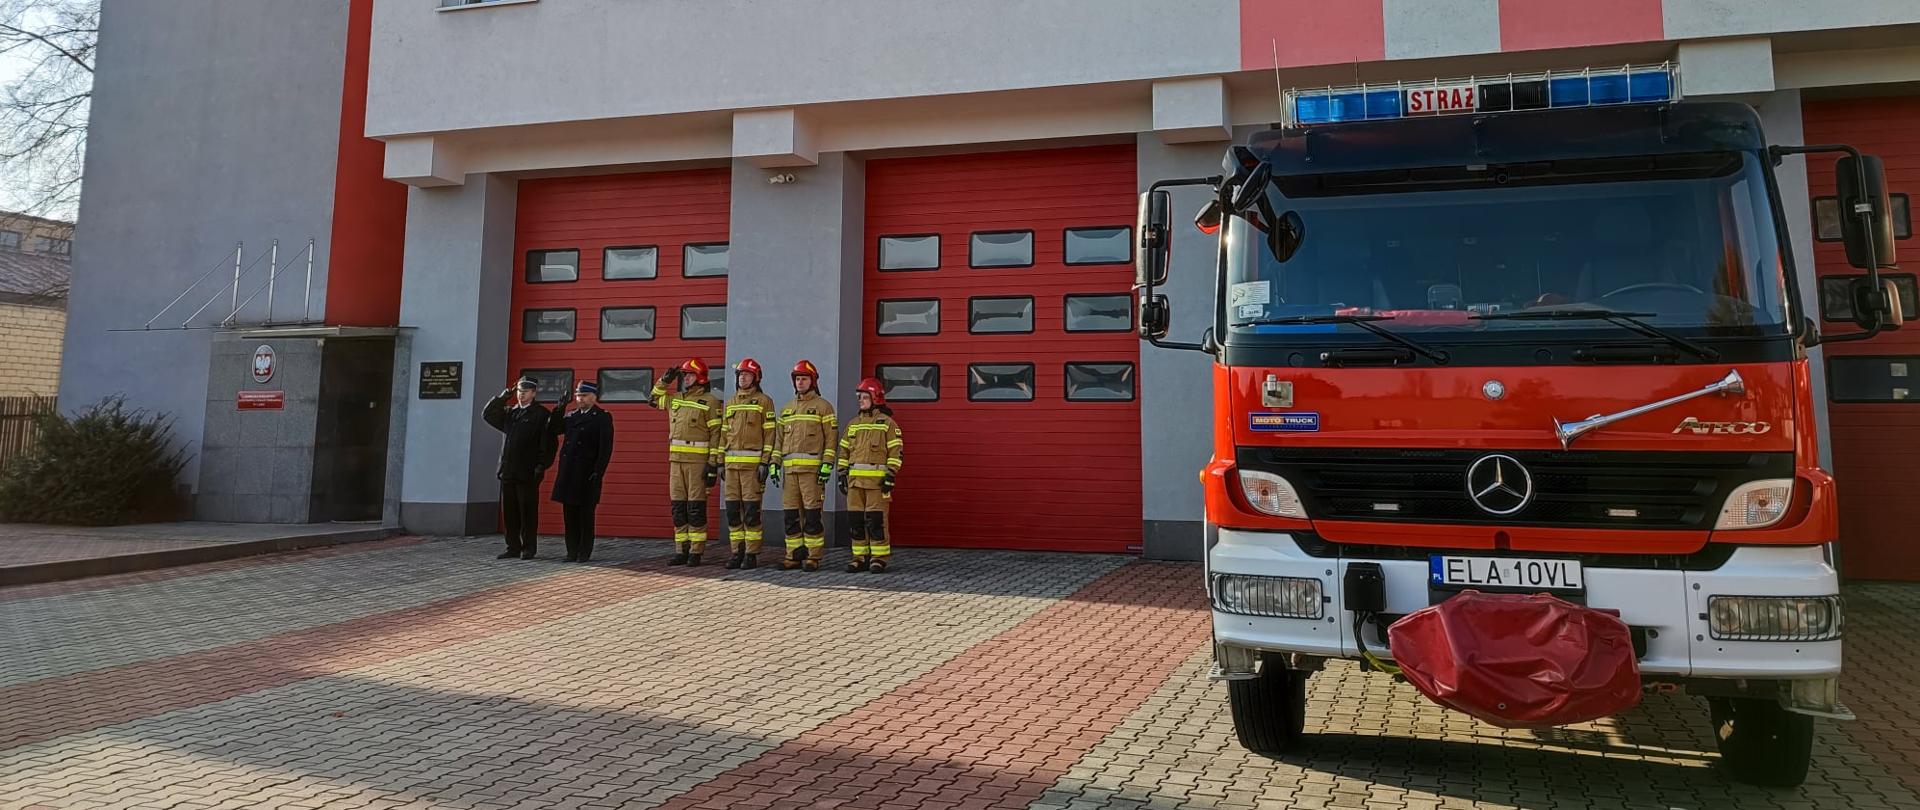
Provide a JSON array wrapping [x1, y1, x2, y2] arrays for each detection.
[[1285, 63, 1678, 128]]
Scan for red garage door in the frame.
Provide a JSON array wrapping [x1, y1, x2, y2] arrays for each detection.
[[1804, 96, 1920, 581], [863, 145, 1142, 553], [508, 168, 731, 539]]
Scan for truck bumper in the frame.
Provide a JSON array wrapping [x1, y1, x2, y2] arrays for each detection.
[[1207, 527, 1842, 680]]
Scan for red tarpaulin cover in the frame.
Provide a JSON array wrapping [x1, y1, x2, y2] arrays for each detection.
[[1386, 590, 1642, 728]]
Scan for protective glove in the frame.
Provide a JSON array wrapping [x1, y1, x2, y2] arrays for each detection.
[[881, 470, 896, 494], [662, 366, 682, 385], [817, 465, 833, 485], [836, 469, 849, 495], [767, 464, 783, 486], [757, 462, 770, 484], [703, 463, 719, 486]]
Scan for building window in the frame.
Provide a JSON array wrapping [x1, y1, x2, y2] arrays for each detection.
[[968, 296, 1034, 334], [876, 299, 940, 336], [599, 306, 656, 341], [969, 230, 1033, 268], [525, 249, 578, 283], [968, 363, 1035, 401], [597, 368, 654, 403], [1064, 362, 1136, 402], [680, 304, 727, 339], [1064, 226, 1132, 265], [1827, 356, 1920, 403], [36, 237, 71, 256], [603, 246, 658, 280], [876, 364, 939, 402], [878, 234, 940, 271], [1064, 293, 1133, 332], [0, 230, 20, 249], [521, 309, 576, 342], [1814, 194, 1912, 241], [518, 368, 573, 403], [1820, 274, 1918, 323], [684, 243, 729, 277]]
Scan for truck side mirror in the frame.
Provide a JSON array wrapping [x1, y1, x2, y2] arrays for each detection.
[[1136, 190, 1172, 287], [1139, 293, 1171, 340], [1837, 155, 1898, 270], [1268, 209, 1306, 264]]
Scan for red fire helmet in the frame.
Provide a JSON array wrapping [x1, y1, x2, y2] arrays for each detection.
[[856, 376, 886, 406], [791, 359, 819, 380], [733, 358, 762, 379], [678, 358, 710, 386]]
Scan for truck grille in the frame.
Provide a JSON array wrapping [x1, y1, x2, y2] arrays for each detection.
[[1236, 448, 1793, 530]]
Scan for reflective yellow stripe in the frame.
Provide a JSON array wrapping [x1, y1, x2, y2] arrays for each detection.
[[887, 460, 903, 468], [780, 413, 824, 424], [675, 399, 711, 411], [783, 458, 822, 468], [706, 419, 721, 428], [724, 454, 763, 464], [869, 544, 891, 555], [887, 439, 903, 447], [671, 440, 711, 448], [727, 404, 765, 415], [847, 424, 888, 432], [670, 446, 711, 456], [849, 469, 887, 478]]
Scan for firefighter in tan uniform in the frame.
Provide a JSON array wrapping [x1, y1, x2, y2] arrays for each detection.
[[649, 358, 723, 566], [720, 358, 776, 569], [836, 377, 903, 573], [769, 360, 836, 572]]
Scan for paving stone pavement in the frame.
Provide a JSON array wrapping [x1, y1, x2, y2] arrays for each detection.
[[0, 535, 1915, 810]]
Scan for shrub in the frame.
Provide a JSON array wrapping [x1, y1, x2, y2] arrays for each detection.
[[0, 397, 189, 525]]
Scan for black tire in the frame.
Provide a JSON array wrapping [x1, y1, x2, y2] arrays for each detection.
[[1227, 665, 1307, 754], [1709, 696, 1814, 787]]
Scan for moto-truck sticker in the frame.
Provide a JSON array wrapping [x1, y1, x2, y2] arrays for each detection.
[[1250, 412, 1320, 432]]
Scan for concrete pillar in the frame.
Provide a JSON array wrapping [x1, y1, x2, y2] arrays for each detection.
[[725, 153, 865, 545], [395, 174, 519, 535], [1136, 133, 1227, 561]]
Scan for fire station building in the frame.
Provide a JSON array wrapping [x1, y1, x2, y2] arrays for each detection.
[[60, 1, 1920, 572]]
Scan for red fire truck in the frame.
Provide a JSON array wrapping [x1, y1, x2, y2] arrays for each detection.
[[1133, 64, 1904, 787]]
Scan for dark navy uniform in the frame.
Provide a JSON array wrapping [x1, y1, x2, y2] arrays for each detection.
[[482, 380, 557, 558], [549, 381, 615, 562]]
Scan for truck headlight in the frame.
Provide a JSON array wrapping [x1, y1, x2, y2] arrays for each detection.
[[1707, 595, 1843, 641], [1238, 469, 1306, 518], [1212, 573, 1323, 619], [1714, 479, 1793, 530]]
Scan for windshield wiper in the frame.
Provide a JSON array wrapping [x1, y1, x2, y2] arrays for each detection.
[[1471, 307, 1720, 361], [1239, 314, 1451, 365]]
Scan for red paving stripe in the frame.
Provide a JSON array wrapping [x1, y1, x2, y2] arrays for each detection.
[[656, 561, 1211, 810], [0, 535, 429, 603], [0, 560, 721, 749]]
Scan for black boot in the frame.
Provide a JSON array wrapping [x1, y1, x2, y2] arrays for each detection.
[[725, 551, 745, 569], [497, 551, 518, 560], [847, 556, 869, 573], [668, 541, 689, 566], [742, 553, 758, 570], [687, 551, 703, 567]]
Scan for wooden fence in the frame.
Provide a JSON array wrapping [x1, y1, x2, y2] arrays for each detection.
[[0, 396, 56, 470]]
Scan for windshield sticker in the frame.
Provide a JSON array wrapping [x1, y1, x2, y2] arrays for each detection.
[[1236, 303, 1265, 320], [1250, 412, 1320, 432], [1229, 280, 1270, 309]]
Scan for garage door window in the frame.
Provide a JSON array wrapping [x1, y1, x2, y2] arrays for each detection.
[[1820, 274, 1918, 322], [518, 368, 573, 403], [1827, 356, 1919, 403], [525, 249, 579, 283], [1064, 293, 1133, 332], [970, 230, 1033, 268], [1064, 227, 1132, 265], [876, 364, 940, 402], [968, 363, 1035, 401], [603, 246, 658, 280], [1065, 362, 1135, 402], [599, 306, 656, 341], [522, 309, 576, 342], [1814, 194, 1912, 241], [877, 299, 941, 335], [680, 304, 727, 339], [879, 235, 940, 270], [969, 296, 1034, 334], [684, 243, 729, 277], [597, 367, 654, 403]]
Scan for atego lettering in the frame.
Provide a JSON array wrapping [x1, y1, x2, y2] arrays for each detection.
[[1672, 416, 1772, 435]]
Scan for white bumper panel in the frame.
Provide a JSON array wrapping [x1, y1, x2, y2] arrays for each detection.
[[1208, 528, 1841, 679]]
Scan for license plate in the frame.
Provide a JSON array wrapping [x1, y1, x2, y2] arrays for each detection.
[[1405, 83, 1478, 115], [1430, 555, 1584, 592]]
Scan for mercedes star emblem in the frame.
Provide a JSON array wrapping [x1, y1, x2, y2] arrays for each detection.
[[1483, 380, 1506, 400], [1466, 453, 1533, 515]]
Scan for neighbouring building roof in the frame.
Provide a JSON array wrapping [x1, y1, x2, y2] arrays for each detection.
[[0, 211, 73, 303]]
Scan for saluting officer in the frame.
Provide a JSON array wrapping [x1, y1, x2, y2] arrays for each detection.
[[482, 377, 558, 560], [836, 377, 903, 573], [548, 379, 614, 563], [650, 358, 724, 565], [720, 358, 776, 569], [770, 360, 836, 571]]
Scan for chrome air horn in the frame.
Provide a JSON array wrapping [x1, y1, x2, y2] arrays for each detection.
[[1553, 369, 1746, 449]]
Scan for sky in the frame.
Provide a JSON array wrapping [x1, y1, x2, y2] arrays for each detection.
[[0, 47, 43, 214]]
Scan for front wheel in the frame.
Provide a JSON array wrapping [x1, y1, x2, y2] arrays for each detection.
[[1227, 664, 1307, 754], [1709, 696, 1814, 787]]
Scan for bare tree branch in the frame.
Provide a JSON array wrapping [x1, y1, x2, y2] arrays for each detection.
[[0, 0, 97, 218]]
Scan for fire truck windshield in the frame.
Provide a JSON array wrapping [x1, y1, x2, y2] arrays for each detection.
[[1226, 150, 1789, 345]]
